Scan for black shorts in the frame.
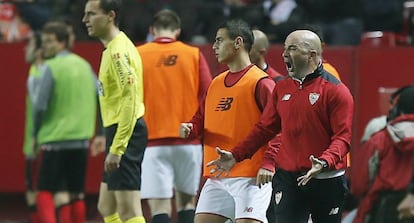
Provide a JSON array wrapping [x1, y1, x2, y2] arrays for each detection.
[[25, 157, 40, 191], [37, 149, 88, 193], [272, 168, 348, 223], [103, 117, 147, 190]]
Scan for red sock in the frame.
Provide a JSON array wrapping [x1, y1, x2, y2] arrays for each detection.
[[30, 212, 41, 223], [28, 205, 41, 223], [71, 199, 86, 223], [36, 191, 56, 223], [58, 204, 71, 223]]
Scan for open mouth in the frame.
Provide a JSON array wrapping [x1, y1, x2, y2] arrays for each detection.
[[285, 61, 293, 72]]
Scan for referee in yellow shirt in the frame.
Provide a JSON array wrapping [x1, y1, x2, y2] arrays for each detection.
[[83, 0, 147, 222]]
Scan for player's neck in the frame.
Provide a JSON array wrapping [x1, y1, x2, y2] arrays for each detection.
[[153, 29, 179, 40], [101, 27, 120, 47], [227, 53, 252, 72]]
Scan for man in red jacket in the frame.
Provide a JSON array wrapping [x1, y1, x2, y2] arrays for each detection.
[[352, 86, 414, 223], [208, 29, 354, 223]]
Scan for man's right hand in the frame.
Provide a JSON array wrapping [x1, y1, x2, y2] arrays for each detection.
[[90, 136, 106, 156], [179, 123, 193, 138], [104, 153, 121, 173], [206, 147, 236, 178]]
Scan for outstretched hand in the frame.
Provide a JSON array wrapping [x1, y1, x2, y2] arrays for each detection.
[[206, 147, 236, 178], [297, 155, 324, 186]]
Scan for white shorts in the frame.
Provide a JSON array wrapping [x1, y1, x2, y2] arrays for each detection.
[[196, 178, 271, 223], [141, 144, 202, 199]]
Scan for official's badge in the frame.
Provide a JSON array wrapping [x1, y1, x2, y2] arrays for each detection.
[[127, 76, 135, 84], [97, 80, 104, 96], [309, 93, 320, 105], [275, 191, 282, 205]]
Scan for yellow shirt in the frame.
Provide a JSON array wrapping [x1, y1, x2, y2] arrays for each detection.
[[98, 32, 145, 155]]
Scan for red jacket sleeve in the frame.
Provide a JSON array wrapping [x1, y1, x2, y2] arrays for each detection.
[[232, 77, 279, 163], [186, 52, 211, 140], [198, 52, 212, 103], [319, 83, 354, 169], [188, 93, 205, 139], [262, 133, 281, 172]]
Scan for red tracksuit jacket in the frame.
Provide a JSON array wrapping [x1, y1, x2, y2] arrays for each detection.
[[352, 114, 414, 223], [232, 65, 354, 171]]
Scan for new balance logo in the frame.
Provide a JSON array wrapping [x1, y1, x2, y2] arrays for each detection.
[[157, 55, 178, 67], [243, 207, 253, 213], [215, 97, 233, 111], [328, 207, 339, 215]]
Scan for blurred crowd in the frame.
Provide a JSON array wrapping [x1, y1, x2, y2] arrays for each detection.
[[0, 0, 411, 45]]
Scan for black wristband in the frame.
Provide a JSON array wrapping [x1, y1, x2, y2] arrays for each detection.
[[320, 159, 329, 170]]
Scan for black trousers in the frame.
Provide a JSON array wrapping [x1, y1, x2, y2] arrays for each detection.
[[267, 168, 348, 223]]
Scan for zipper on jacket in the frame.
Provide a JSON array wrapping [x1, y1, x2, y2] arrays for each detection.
[[293, 77, 303, 89]]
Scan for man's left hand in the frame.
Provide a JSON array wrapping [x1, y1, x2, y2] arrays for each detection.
[[297, 155, 325, 186]]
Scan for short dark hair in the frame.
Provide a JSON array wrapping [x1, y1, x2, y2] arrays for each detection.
[[387, 85, 414, 121], [218, 19, 254, 52], [98, 0, 121, 26], [42, 21, 69, 48], [152, 9, 181, 31], [396, 86, 414, 114]]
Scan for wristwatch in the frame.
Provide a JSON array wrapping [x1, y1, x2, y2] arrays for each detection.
[[319, 159, 329, 170]]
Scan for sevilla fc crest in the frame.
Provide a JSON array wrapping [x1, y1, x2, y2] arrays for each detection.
[[275, 191, 282, 205], [309, 93, 320, 105]]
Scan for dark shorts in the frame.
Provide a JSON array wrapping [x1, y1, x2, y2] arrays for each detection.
[[271, 168, 348, 223], [25, 157, 41, 191], [103, 117, 147, 190], [37, 149, 88, 193]]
